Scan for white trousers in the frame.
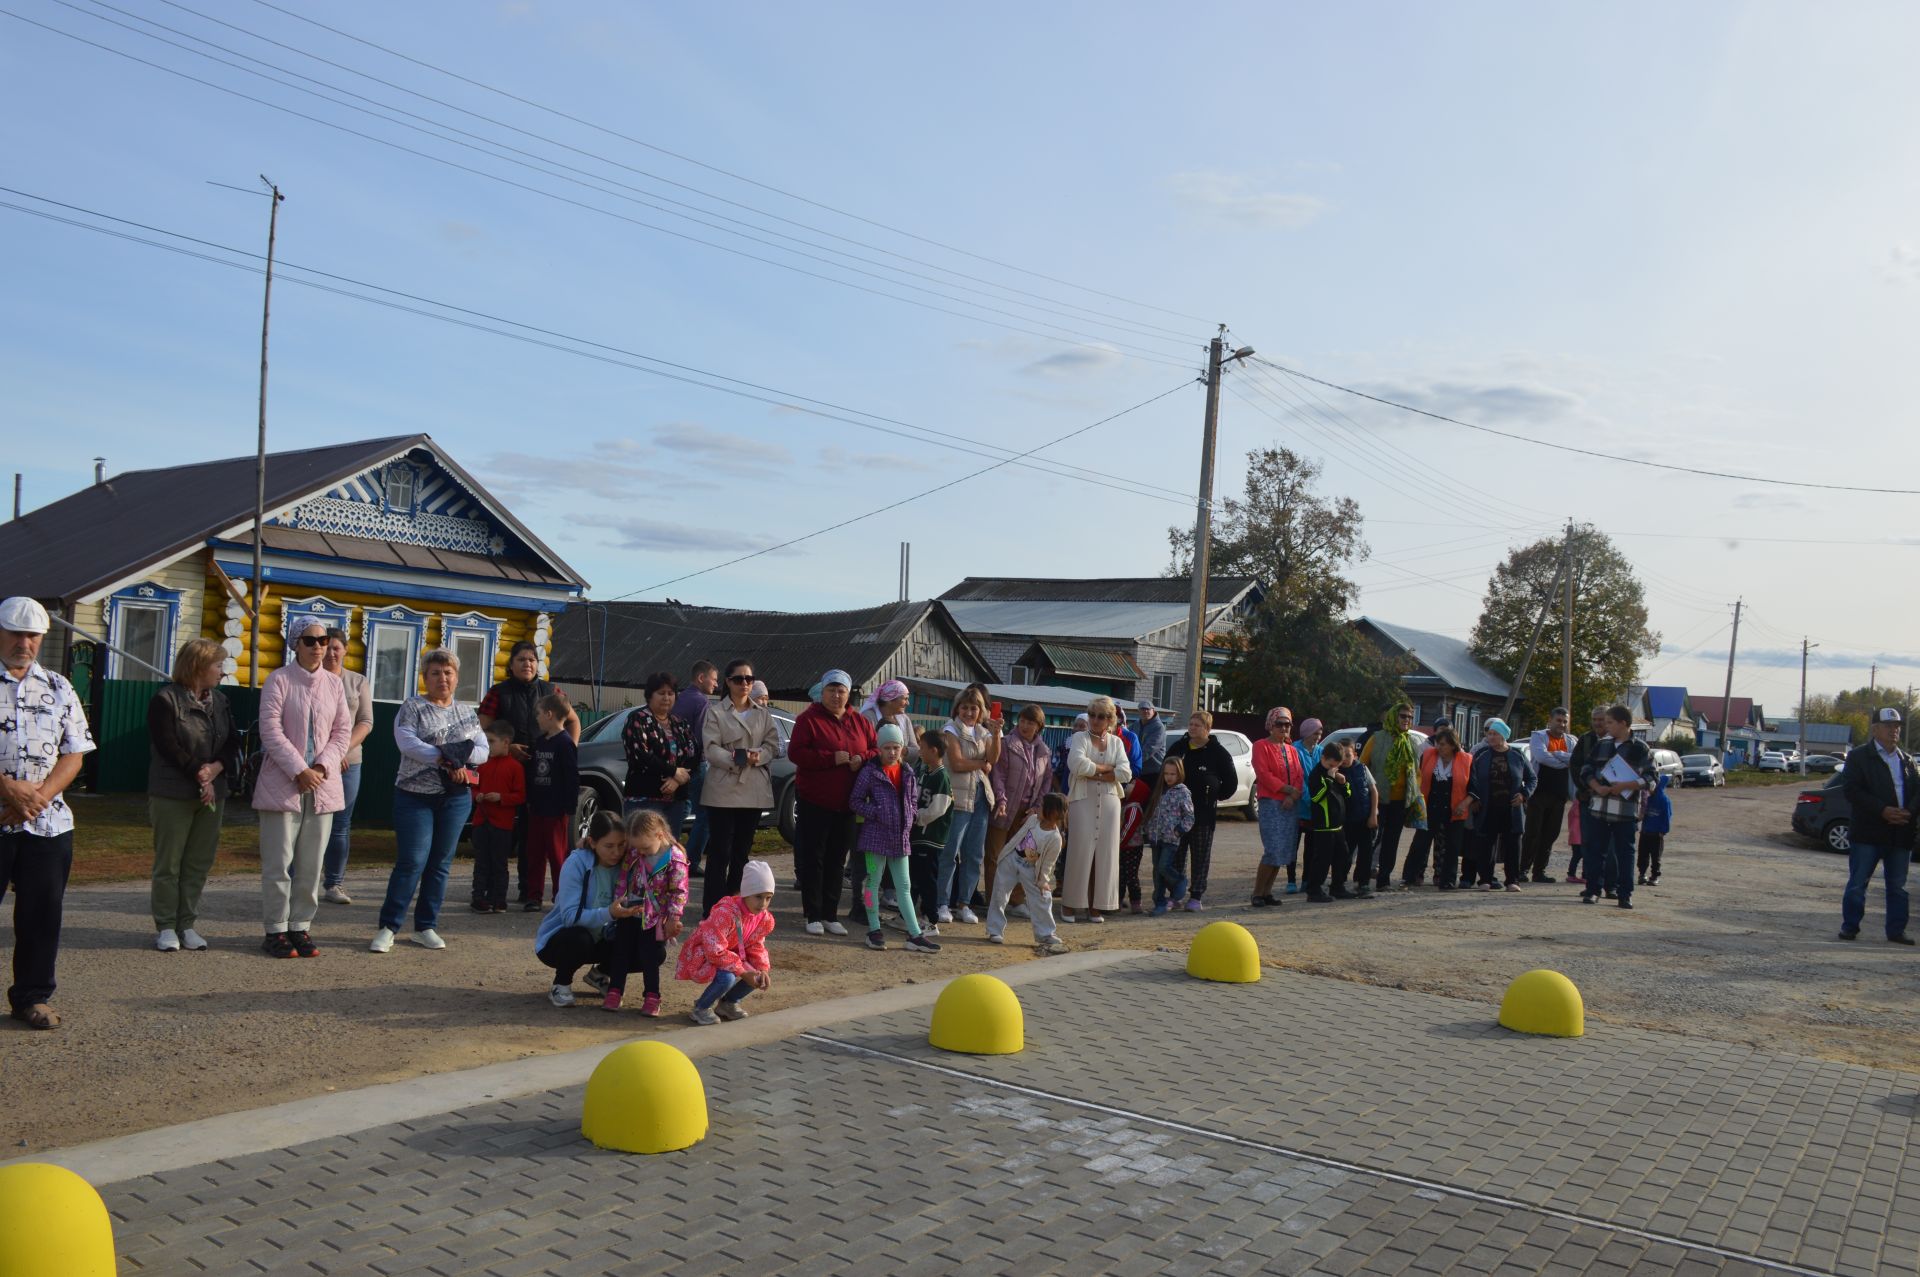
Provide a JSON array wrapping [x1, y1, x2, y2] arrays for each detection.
[[260, 795, 334, 933]]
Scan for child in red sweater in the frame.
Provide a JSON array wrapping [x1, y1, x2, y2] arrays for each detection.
[[470, 721, 524, 913]]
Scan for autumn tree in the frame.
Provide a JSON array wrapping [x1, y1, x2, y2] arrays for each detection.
[[1468, 525, 1660, 731], [1167, 446, 1406, 725]]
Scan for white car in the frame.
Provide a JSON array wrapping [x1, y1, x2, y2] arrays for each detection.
[[1757, 751, 1789, 773], [1170, 728, 1257, 820]]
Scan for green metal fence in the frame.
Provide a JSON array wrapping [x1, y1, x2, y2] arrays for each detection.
[[92, 678, 404, 826]]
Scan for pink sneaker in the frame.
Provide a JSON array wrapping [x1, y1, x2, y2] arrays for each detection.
[[638, 993, 661, 1018], [601, 989, 623, 1012]]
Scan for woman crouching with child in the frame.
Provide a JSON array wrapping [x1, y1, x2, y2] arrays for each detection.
[[534, 809, 686, 1015]]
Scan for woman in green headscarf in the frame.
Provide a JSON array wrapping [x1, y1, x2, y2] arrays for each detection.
[[1359, 703, 1425, 889]]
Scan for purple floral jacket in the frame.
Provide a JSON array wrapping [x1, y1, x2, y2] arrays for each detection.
[[848, 757, 920, 859]]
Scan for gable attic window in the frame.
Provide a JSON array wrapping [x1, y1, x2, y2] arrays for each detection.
[[384, 463, 416, 513]]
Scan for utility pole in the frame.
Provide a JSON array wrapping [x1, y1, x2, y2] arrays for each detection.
[[1500, 539, 1570, 721], [1907, 684, 1914, 752], [250, 178, 283, 688], [1560, 521, 1577, 715], [1797, 638, 1816, 775], [1181, 328, 1252, 717], [1869, 662, 1877, 698], [1717, 599, 1742, 766]]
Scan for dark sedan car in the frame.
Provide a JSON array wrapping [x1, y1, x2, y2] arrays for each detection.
[[1792, 775, 1851, 853], [1803, 754, 1844, 774], [574, 706, 798, 845]]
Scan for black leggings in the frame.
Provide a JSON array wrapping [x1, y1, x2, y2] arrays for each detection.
[[537, 920, 667, 996], [1183, 822, 1218, 900], [1637, 831, 1664, 879], [701, 806, 761, 917]]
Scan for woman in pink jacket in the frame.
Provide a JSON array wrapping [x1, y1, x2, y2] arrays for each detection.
[[253, 620, 352, 959]]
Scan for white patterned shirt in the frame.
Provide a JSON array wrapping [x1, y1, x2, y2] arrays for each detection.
[[1, 662, 97, 837]]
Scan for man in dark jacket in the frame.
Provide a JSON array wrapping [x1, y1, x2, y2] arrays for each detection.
[[1565, 707, 1607, 886], [1576, 705, 1655, 909], [1838, 708, 1918, 944]]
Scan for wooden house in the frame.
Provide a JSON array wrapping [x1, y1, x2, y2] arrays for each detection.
[[0, 435, 586, 703]]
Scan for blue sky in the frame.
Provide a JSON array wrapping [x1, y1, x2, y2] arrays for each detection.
[[4, 1, 1917, 713]]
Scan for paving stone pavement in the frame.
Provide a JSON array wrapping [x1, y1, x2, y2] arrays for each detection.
[[99, 955, 1910, 1276]]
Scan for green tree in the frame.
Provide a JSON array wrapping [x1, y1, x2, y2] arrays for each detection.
[[1166, 446, 1406, 724], [1467, 525, 1660, 731]]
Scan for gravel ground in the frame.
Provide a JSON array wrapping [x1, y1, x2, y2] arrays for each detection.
[[2, 781, 1907, 1155]]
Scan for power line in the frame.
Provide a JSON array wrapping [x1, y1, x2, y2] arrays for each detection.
[[3, 7, 1198, 373], [237, 0, 1211, 325], [606, 382, 1196, 599], [138, 0, 1205, 345], [1256, 358, 1920, 496], [0, 189, 1200, 507], [60, 0, 1204, 361]]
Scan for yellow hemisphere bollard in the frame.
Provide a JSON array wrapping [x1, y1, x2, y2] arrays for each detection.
[[0, 1162, 117, 1277], [929, 973, 1023, 1055], [1186, 920, 1261, 983], [581, 1041, 708, 1154], [1498, 969, 1584, 1038]]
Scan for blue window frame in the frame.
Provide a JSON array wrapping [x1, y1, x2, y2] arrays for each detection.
[[278, 595, 355, 664], [362, 604, 430, 702], [105, 581, 182, 680], [438, 610, 504, 705]]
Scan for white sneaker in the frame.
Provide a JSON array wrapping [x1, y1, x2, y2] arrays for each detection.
[[823, 921, 848, 936], [922, 923, 941, 937], [957, 907, 979, 925], [1059, 912, 1077, 925], [321, 885, 353, 905], [369, 927, 395, 953], [804, 921, 825, 936], [985, 932, 1005, 945], [549, 984, 575, 1008], [155, 929, 180, 952], [936, 907, 953, 925], [181, 928, 209, 951], [715, 1000, 749, 1022], [1008, 904, 1030, 919], [412, 928, 446, 950]]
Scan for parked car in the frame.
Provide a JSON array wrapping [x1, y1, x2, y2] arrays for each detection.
[[1680, 753, 1726, 787], [1757, 751, 1789, 773], [1803, 754, 1844, 774], [1650, 748, 1685, 788], [574, 705, 799, 845], [1792, 775, 1851, 852], [1320, 726, 1431, 758], [1170, 728, 1256, 820]]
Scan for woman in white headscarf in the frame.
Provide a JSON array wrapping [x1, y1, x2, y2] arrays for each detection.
[[1061, 696, 1131, 924]]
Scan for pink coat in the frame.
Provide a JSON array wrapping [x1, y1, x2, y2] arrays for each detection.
[[675, 894, 773, 983], [251, 662, 353, 814]]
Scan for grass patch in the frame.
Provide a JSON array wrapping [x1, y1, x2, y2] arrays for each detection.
[[63, 793, 790, 886], [1726, 770, 1824, 789]]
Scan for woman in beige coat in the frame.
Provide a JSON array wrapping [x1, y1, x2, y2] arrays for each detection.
[[700, 657, 783, 917], [1062, 696, 1132, 923]]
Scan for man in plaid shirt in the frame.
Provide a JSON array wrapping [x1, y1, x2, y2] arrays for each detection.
[[1577, 704, 1656, 911]]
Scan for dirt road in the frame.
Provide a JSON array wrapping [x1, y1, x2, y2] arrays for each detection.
[[4, 781, 1907, 1155]]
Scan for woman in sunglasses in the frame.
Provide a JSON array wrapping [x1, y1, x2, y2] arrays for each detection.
[[253, 621, 353, 960], [699, 658, 783, 917]]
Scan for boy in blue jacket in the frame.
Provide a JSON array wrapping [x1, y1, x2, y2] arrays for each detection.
[[1637, 773, 1672, 886]]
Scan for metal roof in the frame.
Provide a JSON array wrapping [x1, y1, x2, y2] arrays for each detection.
[[1644, 686, 1689, 720], [941, 575, 1260, 605], [1358, 617, 1509, 699], [1690, 696, 1758, 730], [905, 676, 1141, 713], [0, 435, 586, 601], [947, 598, 1203, 641], [1024, 642, 1146, 681], [550, 599, 993, 697], [1761, 720, 1854, 745]]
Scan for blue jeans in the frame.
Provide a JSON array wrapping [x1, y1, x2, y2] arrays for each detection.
[[1842, 842, 1911, 939], [380, 787, 474, 933], [693, 970, 757, 1011], [1584, 817, 1637, 904], [321, 763, 362, 889], [1257, 802, 1301, 868], [683, 764, 709, 874], [1152, 840, 1187, 907], [936, 803, 991, 912]]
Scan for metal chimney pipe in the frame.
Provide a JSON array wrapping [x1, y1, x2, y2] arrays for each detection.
[[11, 473, 19, 520], [93, 457, 105, 486]]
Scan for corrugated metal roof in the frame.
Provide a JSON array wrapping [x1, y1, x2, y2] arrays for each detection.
[[1763, 720, 1854, 745], [906, 676, 1141, 713], [1359, 617, 1509, 699], [1028, 642, 1145, 680], [1691, 696, 1757, 730], [946, 598, 1196, 641], [550, 599, 993, 697], [942, 576, 1260, 605]]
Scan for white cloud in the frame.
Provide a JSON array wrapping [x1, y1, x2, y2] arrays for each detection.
[[478, 437, 678, 500], [1886, 242, 1920, 286], [1162, 171, 1327, 229], [651, 422, 792, 467], [573, 512, 779, 555], [1361, 378, 1582, 424], [818, 445, 935, 472], [1022, 345, 1124, 378]]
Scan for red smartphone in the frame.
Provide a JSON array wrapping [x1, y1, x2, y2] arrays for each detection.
[[991, 701, 1003, 720]]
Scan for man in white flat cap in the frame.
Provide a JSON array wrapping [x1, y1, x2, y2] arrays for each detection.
[[0, 597, 96, 1030], [1839, 707, 1919, 944]]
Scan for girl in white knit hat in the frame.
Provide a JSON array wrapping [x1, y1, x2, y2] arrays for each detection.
[[676, 858, 776, 1024]]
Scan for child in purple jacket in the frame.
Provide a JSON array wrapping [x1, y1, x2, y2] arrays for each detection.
[[848, 724, 943, 955]]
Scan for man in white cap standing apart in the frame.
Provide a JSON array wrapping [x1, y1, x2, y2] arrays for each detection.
[[1839, 707, 1919, 944], [0, 597, 96, 1029]]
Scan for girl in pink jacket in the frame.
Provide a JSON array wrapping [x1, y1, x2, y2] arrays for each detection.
[[676, 859, 775, 1025], [252, 621, 352, 959]]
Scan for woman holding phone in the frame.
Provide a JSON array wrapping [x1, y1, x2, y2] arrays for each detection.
[[698, 658, 782, 918], [936, 685, 1003, 924]]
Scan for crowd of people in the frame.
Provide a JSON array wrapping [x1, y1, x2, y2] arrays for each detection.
[[3, 593, 1918, 1031]]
